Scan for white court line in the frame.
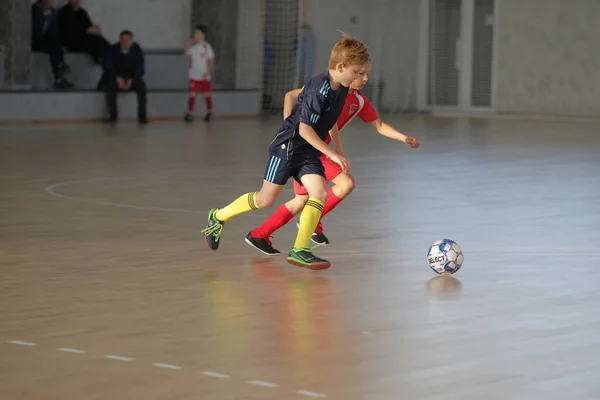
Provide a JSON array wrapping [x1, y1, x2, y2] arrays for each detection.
[[4, 340, 327, 397], [201, 371, 231, 379], [360, 331, 372, 335], [247, 380, 278, 388], [7, 340, 37, 347], [153, 363, 183, 370], [42, 179, 599, 256], [296, 390, 328, 398], [43, 177, 278, 220], [45, 178, 200, 214], [105, 355, 134, 362], [57, 347, 87, 354]]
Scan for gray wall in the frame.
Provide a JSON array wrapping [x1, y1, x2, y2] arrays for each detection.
[[192, 0, 238, 89], [495, 0, 600, 115], [301, 0, 420, 112], [54, 0, 191, 48], [368, 0, 420, 112], [235, 0, 262, 90], [234, 0, 600, 116], [227, 0, 421, 111], [11, 0, 600, 117]]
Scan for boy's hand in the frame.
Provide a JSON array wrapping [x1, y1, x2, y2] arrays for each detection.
[[405, 136, 420, 148], [330, 152, 351, 173], [116, 77, 127, 90]]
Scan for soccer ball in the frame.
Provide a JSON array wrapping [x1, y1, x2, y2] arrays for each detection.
[[427, 239, 464, 275]]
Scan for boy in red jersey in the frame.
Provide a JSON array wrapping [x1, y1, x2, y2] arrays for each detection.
[[245, 61, 420, 255]]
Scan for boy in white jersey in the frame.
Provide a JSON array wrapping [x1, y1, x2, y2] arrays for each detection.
[[184, 25, 215, 122]]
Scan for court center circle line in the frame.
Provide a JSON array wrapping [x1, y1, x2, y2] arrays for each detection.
[[44, 178, 591, 256], [45, 177, 202, 214]]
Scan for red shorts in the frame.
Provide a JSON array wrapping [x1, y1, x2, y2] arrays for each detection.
[[189, 79, 212, 93], [293, 155, 343, 195]]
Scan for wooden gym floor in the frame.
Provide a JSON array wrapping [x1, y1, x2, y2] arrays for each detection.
[[1, 114, 599, 399]]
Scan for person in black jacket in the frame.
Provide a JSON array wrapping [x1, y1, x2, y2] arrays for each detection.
[[31, 0, 74, 89], [57, 0, 110, 64], [104, 30, 147, 124]]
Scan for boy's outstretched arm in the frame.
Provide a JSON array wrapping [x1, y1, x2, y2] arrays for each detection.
[[328, 123, 344, 155], [184, 39, 194, 57], [299, 123, 350, 172], [283, 88, 303, 119], [371, 119, 420, 148]]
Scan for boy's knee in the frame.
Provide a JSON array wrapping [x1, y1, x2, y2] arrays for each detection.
[[258, 195, 275, 208], [309, 188, 328, 203], [338, 173, 356, 195], [256, 190, 276, 208], [286, 195, 308, 214], [331, 173, 355, 198]]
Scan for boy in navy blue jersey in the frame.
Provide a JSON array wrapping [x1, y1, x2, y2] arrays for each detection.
[[202, 32, 370, 270]]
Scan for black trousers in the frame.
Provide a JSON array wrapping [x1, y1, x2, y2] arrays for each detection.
[[66, 34, 110, 63], [31, 33, 66, 79], [105, 77, 147, 120]]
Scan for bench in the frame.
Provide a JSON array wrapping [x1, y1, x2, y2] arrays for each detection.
[[0, 49, 260, 123], [30, 50, 197, 91]]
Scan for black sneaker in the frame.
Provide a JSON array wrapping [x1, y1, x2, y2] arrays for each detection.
[[54, 78, 74, 89], [204, 112, 212, 122], [57, 63, 72, 76], [184, 113, 194, 122], [296, 222, 330, 245], [245, 232, 280, 256], [311, 228, 330, 245], [287, 247, 331, 270], [201, 208, 224, 250]]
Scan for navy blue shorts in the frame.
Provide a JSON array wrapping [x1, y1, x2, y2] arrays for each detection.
[[263, 151, 325, 186]]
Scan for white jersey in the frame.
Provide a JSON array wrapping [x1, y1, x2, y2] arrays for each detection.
[[188, 41, 215, 81]]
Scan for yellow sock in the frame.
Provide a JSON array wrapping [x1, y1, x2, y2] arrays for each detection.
[[215, 192, 259, 222], [294, 198, 324, 249]]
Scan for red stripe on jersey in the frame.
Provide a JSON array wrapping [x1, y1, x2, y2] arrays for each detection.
[[324, 90, 379, 145]]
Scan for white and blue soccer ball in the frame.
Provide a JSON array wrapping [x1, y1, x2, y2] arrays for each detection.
[[427, 239, 464, 275]]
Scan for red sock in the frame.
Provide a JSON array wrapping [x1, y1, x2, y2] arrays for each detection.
[[205, 96, 213, 112], [251, 204, 294, 238], [317, 188, 343, 233], [187, 96, 196, 113]]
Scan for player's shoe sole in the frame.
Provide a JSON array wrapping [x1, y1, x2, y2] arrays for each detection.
[[287, 248, 331, 270]]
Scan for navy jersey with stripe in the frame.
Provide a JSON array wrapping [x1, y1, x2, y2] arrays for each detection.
[[269, 72, 349, 157]]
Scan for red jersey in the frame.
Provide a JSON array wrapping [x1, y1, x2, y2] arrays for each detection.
[[324, 90, 379, 144]]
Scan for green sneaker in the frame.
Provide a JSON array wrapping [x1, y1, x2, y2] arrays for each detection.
[[201, 208, 224, 250], [287, 247, 331, 270]]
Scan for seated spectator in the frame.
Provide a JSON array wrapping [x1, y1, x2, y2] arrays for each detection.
[[104, 30, 147, 124], [31, 0, 74, 89], [57, 0, 110, 64]]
